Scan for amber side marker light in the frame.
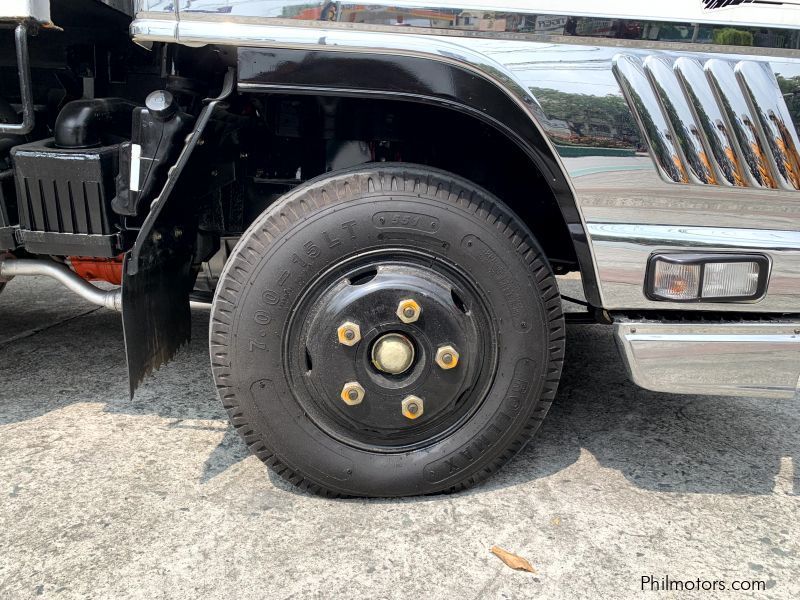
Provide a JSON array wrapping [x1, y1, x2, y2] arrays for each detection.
[[645, 254, 770, 303]]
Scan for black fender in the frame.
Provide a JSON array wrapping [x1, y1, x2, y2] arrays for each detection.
[[236, 47, 600, 306]]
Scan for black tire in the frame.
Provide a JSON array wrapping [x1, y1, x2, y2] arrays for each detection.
[[210, 164, 564, 497]]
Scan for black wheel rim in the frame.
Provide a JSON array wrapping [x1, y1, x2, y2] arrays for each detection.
[[285, 248, 499, 453]]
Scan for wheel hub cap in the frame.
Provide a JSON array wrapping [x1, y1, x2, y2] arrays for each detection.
[[371, 333, 415, 375]]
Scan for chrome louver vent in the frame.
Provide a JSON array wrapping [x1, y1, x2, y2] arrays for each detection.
[[613, 54, 800, 191], [703, 0, 753, 7]]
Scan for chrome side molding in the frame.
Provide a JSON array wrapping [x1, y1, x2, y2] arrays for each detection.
[[614, 53, 800, 190], [615, 321, 800, 399]]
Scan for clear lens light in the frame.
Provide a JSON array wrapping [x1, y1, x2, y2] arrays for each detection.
[[653, 261, 701, 300], [702, 262, 760, 298]]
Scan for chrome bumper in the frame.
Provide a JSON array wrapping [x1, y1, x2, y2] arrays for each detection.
[[615, 321, 800, 399]]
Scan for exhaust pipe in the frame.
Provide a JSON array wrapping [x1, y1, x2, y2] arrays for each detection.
[[0, 258, 211, 312], [0, 258, 122, 311], [0, 25, 35, 136]]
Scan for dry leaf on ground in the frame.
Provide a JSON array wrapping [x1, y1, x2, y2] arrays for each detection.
[[490, 546, 537, 573]]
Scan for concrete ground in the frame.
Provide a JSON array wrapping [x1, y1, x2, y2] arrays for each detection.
[[0, 276, 798, 600]]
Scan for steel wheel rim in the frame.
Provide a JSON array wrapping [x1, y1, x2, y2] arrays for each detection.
[[284, 248, 499, 453]]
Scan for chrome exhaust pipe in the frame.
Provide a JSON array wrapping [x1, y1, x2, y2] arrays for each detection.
[[0, 258, 211, 312], [0, 258, 122, 311]]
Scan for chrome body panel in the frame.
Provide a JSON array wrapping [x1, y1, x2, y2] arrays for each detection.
[[0, 0, 50, 22], [707, 59, 777, 188], [589, 224, 800, 312], [646, 56, 719, 185], [614, 54, 689, 184], [137, 1, 800, 29], [130, 14, 177, 42], [615, 321, 800, 399], [616, 53, 800, 190], [131, 5, 800, 314], [737, 60, 800, 190]]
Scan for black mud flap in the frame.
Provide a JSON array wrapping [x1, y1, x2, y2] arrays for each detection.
[[122, 246, 194, 397], [121, 68, 235, 397]]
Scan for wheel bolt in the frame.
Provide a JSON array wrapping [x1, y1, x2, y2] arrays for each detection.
[[435, 345, 460, 370], [341, 382, 365, 406], [397, 299, 421, 323], [337, 321, 361, 346], [401, 395, 424, 420]]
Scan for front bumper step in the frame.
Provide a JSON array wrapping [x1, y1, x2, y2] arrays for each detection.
[[615, 321, 800, 399]]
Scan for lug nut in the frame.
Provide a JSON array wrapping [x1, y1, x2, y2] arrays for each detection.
[[341, 382, 365, 406], [401, 395, 424, 420], [337, 321, 361, 346], [397, 299, 421, 324], [435, 345, 459, 370]]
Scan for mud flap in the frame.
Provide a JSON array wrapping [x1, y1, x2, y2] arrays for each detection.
[[121, 68, 235, 396], [122, 245, 194, 397]]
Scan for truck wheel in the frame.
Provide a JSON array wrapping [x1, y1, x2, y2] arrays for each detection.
[[210, 164, 564, 497]]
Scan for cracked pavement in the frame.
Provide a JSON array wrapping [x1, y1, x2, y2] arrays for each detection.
[[1, 276, 798, 599]]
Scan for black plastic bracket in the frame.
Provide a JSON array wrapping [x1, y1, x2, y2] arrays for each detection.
[[0, 226, 17, 251], [122, 68, 236, 396]]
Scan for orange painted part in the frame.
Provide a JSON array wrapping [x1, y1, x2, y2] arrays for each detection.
[[68, 256, 124, 285]]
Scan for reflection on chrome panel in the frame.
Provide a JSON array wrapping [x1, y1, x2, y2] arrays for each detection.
[[706, 59, 776, 188], [135, 2, 800, 52], [644, 56, 717, 185], [618, 54, 800, 190], [614, 54, 689, 184], [736, 61, 800, 190], [674, 57, 746, 186]]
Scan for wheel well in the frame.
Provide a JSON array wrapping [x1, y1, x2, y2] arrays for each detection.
[[217, 93, 580, 274]]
